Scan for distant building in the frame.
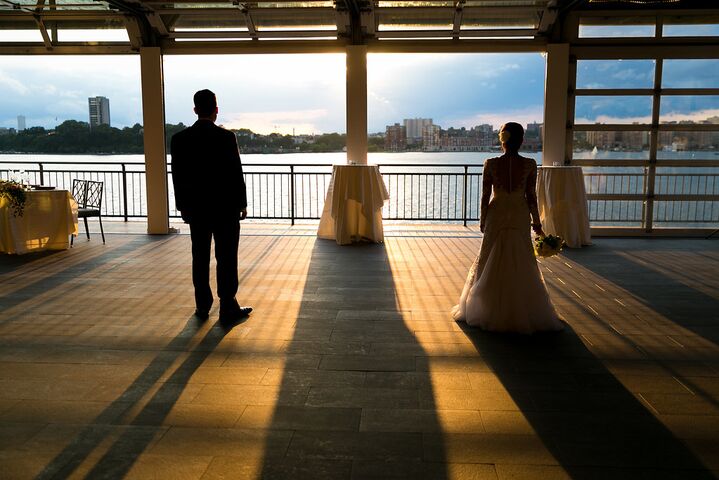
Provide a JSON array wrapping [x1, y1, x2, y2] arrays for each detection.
[[292, 134, 315, 145], [524, 122, 543, 151], [470, 124, 495, 148], [88, 96, 111, 128], [385, 123, 406, 151], [0, 127, 14, 135], [422, 124, 441, 151], [17, 115, 25, 131], [403, 118, 433, 146]]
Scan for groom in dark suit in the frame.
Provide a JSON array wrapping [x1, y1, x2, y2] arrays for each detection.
[[171, 89, 252, 323]]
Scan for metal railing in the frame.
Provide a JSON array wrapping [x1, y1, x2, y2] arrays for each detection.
[[2, 160, 718, 229]]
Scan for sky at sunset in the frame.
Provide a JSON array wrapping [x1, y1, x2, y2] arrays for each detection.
[[1, 54, 717, 135]]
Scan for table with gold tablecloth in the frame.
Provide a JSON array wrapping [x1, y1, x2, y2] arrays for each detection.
[[318, 164, 389, 245], [537, 166, 592, 248], [0, 190, 78, 254]]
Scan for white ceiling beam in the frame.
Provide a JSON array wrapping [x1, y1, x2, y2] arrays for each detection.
[[378, 28, 536, 38], [235, 2, 258, 40], [145, 11, 168, 36], [537, 0, 558, 33], [34, 15, 53, 49], [123, 14, 144, 48], [170, 29, 336, 38], [452, 0, 464, 39]]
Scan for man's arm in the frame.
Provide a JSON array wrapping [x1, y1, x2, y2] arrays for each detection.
[[170, 134, 189, 213], [228, 131, 248, 217]]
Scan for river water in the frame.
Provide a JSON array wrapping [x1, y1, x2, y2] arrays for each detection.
[[1, 151, 716, 226]]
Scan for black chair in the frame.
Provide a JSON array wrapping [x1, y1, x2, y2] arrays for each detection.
[[71, 179, 105, 245]]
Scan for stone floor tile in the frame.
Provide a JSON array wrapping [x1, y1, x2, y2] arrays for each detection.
[[191, 384, 309, 407], [360, 408, 483, 434], [286, 430, 424, 460], [150, 426, 293, 458], [306, 386, 419, 409], [425, 433, 557, 465], [237, 405, 361, 431], [202, 455, 353, 480]]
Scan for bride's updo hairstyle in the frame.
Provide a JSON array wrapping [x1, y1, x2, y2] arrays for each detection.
[[499, 122, 524, 152]]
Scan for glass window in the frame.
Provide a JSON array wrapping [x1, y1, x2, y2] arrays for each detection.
[[575, 96, 653, 125], [579, 18, 655, 38], [663, 24, 719, 37], [0, 30, 44, 42], [57, 29, 130, 43], [660, 96, 719, 124], [662, 16, 719, 37], [658, 131, 719, 159], [574, 131, 651, 160], [576, 60, 655, 89], [662, 60, 719, 89]]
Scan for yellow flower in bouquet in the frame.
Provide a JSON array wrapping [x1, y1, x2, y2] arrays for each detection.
[[534, 234, 565, 258]]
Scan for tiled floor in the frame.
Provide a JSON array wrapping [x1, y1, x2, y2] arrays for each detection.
[[0, 225, 718, 479]]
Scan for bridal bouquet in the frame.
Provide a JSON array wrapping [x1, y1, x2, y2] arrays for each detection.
[[534, 234, 565, 258], [0, 180, 26, 217]]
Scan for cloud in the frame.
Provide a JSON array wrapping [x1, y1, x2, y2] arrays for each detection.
[[0, 71, 30, 95], [575, 115, 652, 125], [575, 108, 719, 125], [222, 109, 330, 135], [661, 108, 719, 123], [473, 63, 520, 79]]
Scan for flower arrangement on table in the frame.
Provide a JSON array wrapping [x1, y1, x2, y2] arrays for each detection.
[[0, 180, 27, 217], [534, 234, 565, 258]]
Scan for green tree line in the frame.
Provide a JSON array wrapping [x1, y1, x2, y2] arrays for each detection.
[[0, 120, 357, 154]]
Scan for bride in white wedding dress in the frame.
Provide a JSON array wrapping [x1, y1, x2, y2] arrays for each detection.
[[452, 122, 563, 334]]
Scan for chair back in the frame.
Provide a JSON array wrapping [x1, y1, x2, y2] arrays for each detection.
[[72, 179, 87, 207], [85, 180, 104, 210]]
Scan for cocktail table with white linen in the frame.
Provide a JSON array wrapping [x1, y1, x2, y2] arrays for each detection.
[[537, 166, 592, 248], [318, 164, 389, 245]]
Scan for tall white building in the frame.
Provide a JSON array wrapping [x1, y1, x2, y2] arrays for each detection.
[[17, 115, 25, 131], [88, 96, 111, 128], [403, 118, 433, 145]]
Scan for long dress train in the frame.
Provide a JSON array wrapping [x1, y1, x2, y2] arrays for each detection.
[[452, 155, 563, 334]]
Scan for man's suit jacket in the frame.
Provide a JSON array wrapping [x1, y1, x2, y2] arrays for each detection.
[[171, 120, 247, 223]]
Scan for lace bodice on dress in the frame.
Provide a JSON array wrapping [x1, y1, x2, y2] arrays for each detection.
[[480, 155, 541, 226]]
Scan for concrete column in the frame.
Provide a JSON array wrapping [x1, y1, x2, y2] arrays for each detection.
[[543, 43, 570, 165], [346, 45, 368, 165], [140, 47, 169, 234]]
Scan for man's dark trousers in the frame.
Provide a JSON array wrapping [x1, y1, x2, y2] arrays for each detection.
[[189, 217, 240, 311]]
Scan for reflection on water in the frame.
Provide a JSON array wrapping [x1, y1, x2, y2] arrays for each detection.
[[1, 151, 716, 227]]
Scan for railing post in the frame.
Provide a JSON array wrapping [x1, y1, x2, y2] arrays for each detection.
[[121, 163, 129, 222], [462, 165, 468, 227], [39, 163, 44, 185], [290, 165, 296, 226]]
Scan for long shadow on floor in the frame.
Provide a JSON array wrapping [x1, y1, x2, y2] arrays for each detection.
[[35, 235, 282, 478], [259, 240, 448, 479], [35, 315, 233, 479], [458, 297, 713, 478], [563, 240, 719, 345], [0, 236, 167, 317]]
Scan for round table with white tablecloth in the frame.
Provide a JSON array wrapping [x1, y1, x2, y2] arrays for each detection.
[[317, 164, 389, 245], [0, 189, 78, 254], [537, 166, 592, 248]]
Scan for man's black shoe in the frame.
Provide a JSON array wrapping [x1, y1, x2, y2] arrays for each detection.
[[194, 308, 210, 320], [219, 303, 253, 323]]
